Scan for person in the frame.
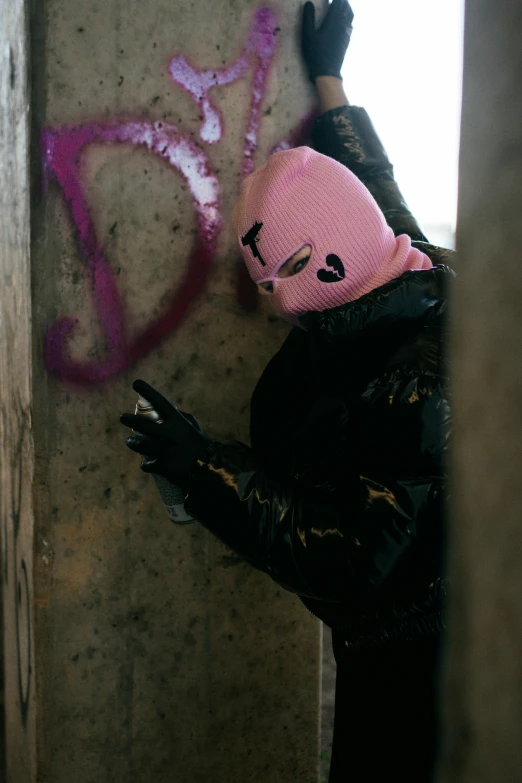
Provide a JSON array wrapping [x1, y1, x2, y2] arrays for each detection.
[[120, 1, 453, 780]]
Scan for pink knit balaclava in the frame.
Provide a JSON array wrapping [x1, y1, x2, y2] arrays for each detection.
[[232, 146, 433, 323]]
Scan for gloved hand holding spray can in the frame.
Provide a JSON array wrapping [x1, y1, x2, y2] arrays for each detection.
[[133, 395, 194, 525], [121, 380, 213, 526]]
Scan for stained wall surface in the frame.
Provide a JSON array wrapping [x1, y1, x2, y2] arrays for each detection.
[[0, 1, 37, 781], [1, 1, 322, 781]]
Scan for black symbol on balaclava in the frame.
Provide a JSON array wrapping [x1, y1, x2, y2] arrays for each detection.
[[317, 254, 346, 283], [241, 221, 266, 266]]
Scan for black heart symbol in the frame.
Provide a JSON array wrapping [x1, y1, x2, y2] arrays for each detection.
[[317, 254, 346, 283]]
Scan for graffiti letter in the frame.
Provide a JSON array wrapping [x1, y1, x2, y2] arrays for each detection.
[[41, 121, 222, 386], [169, 6, 279, 177]]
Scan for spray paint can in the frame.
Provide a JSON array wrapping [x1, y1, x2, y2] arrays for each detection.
[[134, 395, 195, 525]]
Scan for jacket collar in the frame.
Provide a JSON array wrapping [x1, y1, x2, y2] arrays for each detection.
[[300, 266, 453, 340]]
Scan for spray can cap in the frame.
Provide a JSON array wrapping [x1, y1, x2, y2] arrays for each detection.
[[136, 395, 153, 410]]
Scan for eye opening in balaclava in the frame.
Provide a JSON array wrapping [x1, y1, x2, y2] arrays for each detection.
[[257, 242, 315, 291]]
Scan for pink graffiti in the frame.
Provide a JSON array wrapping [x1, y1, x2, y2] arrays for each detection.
[[169, 6, 278, 178], [42, 5, 316, 385], [42, 121, 221, 385]]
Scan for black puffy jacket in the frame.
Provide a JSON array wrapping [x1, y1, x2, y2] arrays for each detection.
[[185, 105, 454, 653]]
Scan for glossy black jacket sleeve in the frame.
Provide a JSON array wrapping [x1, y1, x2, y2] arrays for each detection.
[[183, 411, 445, 603], [313, 105, 429, 242]]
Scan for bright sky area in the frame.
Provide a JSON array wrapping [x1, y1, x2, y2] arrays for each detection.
[[342, 0, 465, 245]]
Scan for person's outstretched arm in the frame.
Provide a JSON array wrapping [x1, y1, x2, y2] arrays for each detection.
[[121, 379, 448, 604], [302, 1, 428, 242]]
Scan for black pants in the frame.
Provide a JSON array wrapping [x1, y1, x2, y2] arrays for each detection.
[[329, 635, 441, 782]]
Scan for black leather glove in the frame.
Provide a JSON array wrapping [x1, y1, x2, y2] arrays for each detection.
[[301, 0, 354, 83], [120, 379, 212, 484]]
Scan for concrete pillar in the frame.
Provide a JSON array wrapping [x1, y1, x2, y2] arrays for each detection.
[[0, 2, 37, 780], [0, 1, 321, 781], [439, 1, 522, 781]]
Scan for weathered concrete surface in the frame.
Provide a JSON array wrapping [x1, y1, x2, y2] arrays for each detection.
[[439, 1, 522, 781], [320, 628, 335, 782], [0, 1, 37, 782], [2, 1, 322, 781]]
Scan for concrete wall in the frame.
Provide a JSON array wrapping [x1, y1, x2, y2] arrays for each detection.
[[439, 1, 522, 781], [1, 1, 322, 781], [0, 1, 37, 781]]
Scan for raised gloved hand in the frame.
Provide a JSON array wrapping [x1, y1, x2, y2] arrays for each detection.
[[120, 379, 212, 485], [301, 0, 354, 83]]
